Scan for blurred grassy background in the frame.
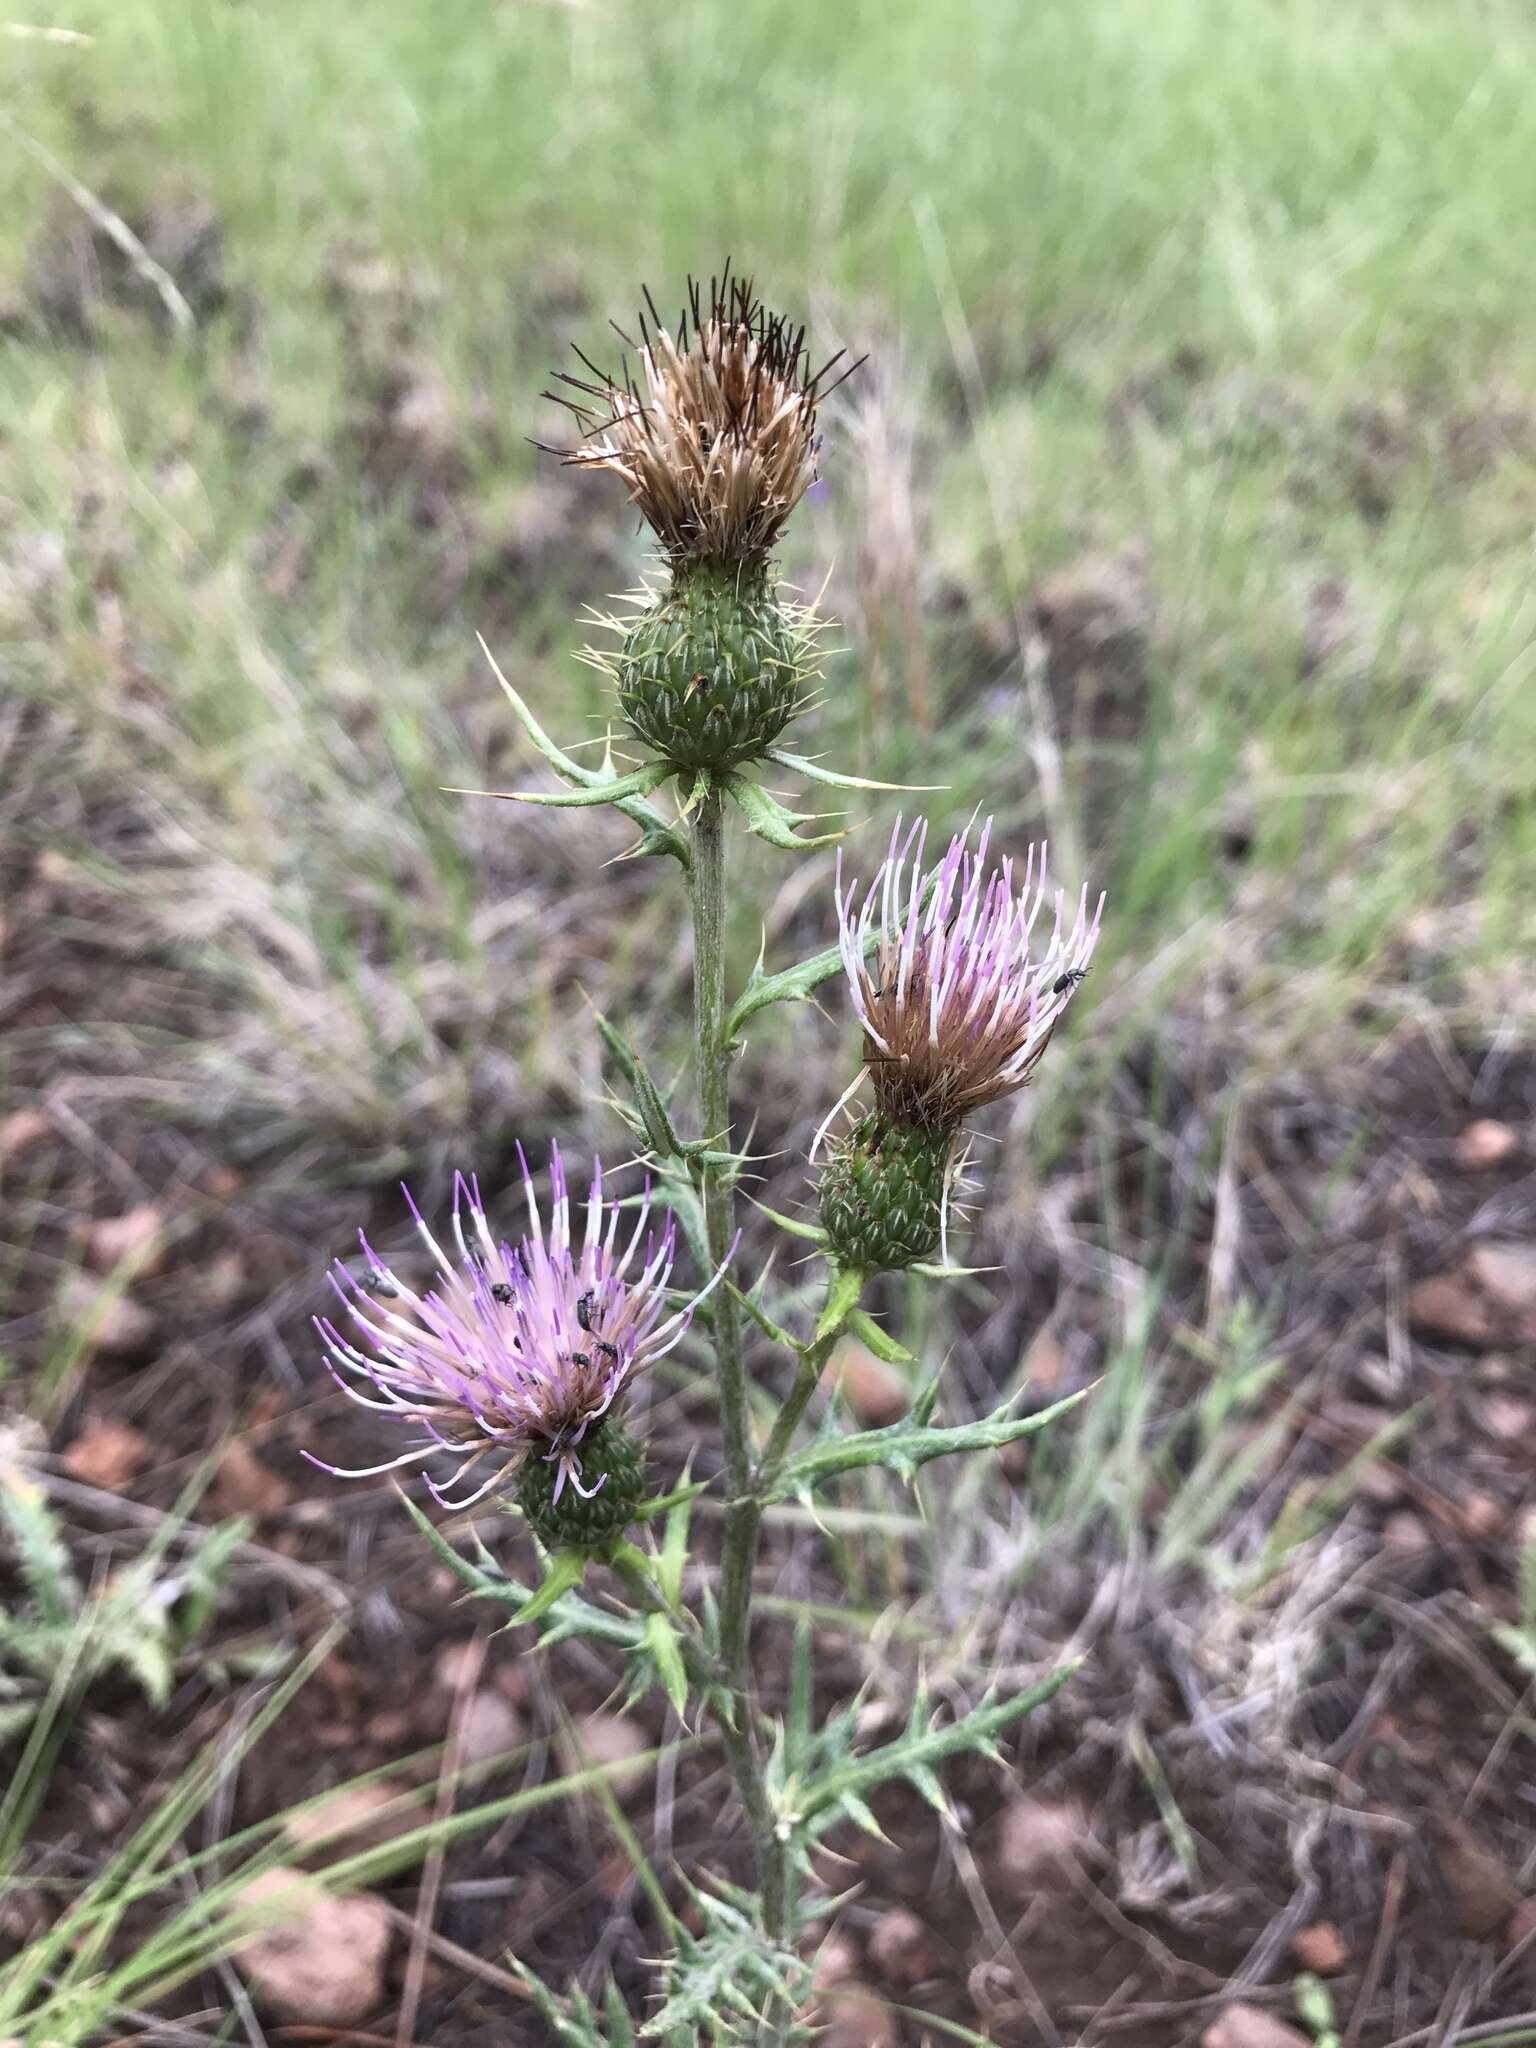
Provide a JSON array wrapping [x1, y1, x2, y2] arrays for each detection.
[[4, 0, 1534, 1176]]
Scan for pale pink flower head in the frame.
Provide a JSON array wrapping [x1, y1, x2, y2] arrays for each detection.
[[312, 1147, 725, 1511], [833, 817, 1103, 1131]]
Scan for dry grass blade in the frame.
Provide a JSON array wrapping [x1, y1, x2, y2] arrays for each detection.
[[0, 107, 193, 331]]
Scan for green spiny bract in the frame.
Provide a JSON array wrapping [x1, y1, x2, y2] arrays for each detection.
[[614, 565, 805, 771], [817, 1112, 953, 1274], [515, 1419, 647, 1551]]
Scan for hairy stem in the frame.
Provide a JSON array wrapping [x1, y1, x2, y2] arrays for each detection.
[[757, 1327, 841, 1486], [686, 778, 788, 1944]]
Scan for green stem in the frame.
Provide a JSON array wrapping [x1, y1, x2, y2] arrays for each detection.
[[686, 778, 788, 1943], [756, 1315, 853, 1487], [684, 785, 865, 2011], [689, 786, 755, 1668]]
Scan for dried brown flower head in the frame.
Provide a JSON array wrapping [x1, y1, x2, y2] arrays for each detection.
[[545, 267, 859, 569]]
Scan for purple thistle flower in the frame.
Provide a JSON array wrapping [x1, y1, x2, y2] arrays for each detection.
[[827, 817, 1104, 1136], [310, 1146, 727, 1511]]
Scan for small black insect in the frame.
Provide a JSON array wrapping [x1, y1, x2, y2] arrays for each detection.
[[491, 1281, 514, 1306], [575, 1290, 621, 1366], [367, 1268, 400, 1298], [1052, 968, 1089, 996]]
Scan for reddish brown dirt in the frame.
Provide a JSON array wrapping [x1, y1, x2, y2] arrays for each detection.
[[6, 1008, 1536, 2043]]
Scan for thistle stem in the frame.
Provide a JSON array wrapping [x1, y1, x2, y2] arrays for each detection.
[[758, 1328, 840, 1486], [686, 777, 789, 1944]]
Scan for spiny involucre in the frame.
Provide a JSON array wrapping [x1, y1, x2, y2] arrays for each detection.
[[311, 1147, 728, 1527]]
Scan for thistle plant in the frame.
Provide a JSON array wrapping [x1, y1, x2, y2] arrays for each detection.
[[314, 272, 1102, 2043]]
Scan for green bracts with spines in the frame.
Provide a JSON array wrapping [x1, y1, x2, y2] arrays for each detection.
[[817, 1113, 953, 1274], [516, 1421, 647, 1550], [616, 566, 803, 770]]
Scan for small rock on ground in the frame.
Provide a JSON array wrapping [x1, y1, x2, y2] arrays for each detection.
[[867, 1904, 935, 1987], [994, 1795, 1094, 1892], [816, 1982, 899, 2048], [1290, 1920, 1348, 1973], [1202, 2003, 1310, 2048], [559, 1710, 651, 1799], [60, 1417, 151, 1490], [1455, 1119, 1517, 1170], [232, 1866, 390, 2025], [283, 1782, 422, 1859], [457, 1688, 524, 1767]]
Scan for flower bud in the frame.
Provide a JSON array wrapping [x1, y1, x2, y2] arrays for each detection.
[[834, 818, 1102, 1125], [515, 1417, 647, 1550], [614, 564, 804, 770], [818, 1112, 954, 1275]]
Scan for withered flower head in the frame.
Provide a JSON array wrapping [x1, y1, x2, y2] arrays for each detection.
[[833, 817, 1103, 1131], [546, 266, 859, 569], [311, 1147, 727, 1516]]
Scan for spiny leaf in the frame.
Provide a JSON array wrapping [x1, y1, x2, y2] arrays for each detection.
[[175, 1514, 250, 1641], [0, 1469, 79, 1626], [765, 747, 946, 793], [909, 1370, 944, 1427], [803, 1662, 1082, 1828], [815, 1266, 865, 1342], [475, 635, 689, 865], [445, 760, 672, 809], [641, 1614, 689, 1718], [393, 1490, 640, 1649], [728, 1281, 801, 1352], [658, 1478, 693, 1609], [839, 1789, 891, 1841], [724, 866, 938, 1037], [633, 1477, 707, 1525], [907, 1762, 952, 1820], [724, 773, 847, 852], [751, 1200, 829, 1246], [512, 1960, 612, 2046], [97, 1606, 175, 1708], [844, 1308, 916, 1367], [594, 1011, 685, 1160], [763, 1387, 1091, 1501], [604, 1979, 638, 2048], [640, 1911, 809, 2043], [726, 939, 851, 1038], [510, 1547, 588, 1627]]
